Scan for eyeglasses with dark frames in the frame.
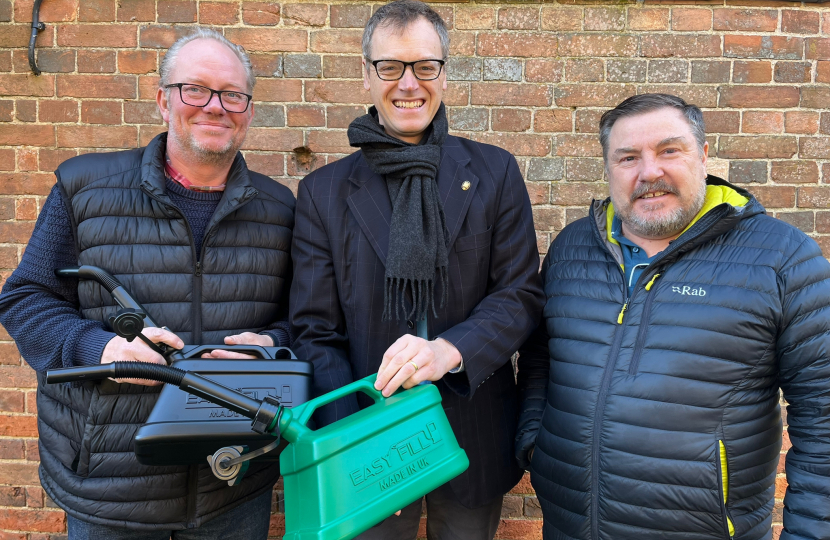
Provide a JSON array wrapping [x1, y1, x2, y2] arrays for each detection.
[[368, 59, 446, 81], [164, 83, 253, 113]]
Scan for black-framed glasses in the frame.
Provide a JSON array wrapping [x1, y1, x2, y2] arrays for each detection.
[[164, 83, 252, 113], [368, 59, 445, 81]]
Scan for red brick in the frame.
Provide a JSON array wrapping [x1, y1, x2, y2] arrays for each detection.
[[0, 174, 54, 196], [117, 0, 154, 21], [138, 25, 192, 49], [0, 246, 17, 268], [800, 137, 830, 160], [287, 105, 325, 127], [81, 101, 121, 125], [525, 182, 550, 205], [532, 207, 565, 231], [713, 9, 777, 32], [0, 509, 65, 533], [719, 86, 799, 108], [817, 61, 830, 83], [200, 2, 238, 24], [575, 109, 603, 134], [703, 110, 740, 133], [118, 50, 157, 74], [124, 101, 162, 124], [0, 388, 23, 411], [472, 83, 550, 107], [17, 149, 38, 172], [310, 30, 363, 54], [555, 134, 603, 158], [0, 366, 36, 388], [0, 125, 54, 147], [724, 35, 803, 60], [0, 100, 10, 121], [58, 24, 137, 47], [37, 49, 76, 74], [327, 106, 365, 129], [774, 62, 811, 83], [77, 50, 116, 73], [14, 0, 77, 22], [305, 81, 372, 104], [641, 34, 721, 57], [802, 86, 830, 108], [0, 487, 26, 508], [456, 7, 495, 30], [431, 7, 453, 31], [493, 109, 532, 132], [771, 161, 819, 184], [584, 7, 625, 31], [26, 486, 43, 508], [782, 10, 820, 34], [732, 60, 772, 83], [637, 84, 717, 107], [16, 100, 37, 122], [0, 414, 37, 437], [223, 28, 307, 52], [243, 152, 284, 177], [0, 150, 13, 171], [322, 56, 362, 79], [0, 439, 24, 460], [0, 198, 13, 219], [307, 130, 351, 154], [450, 32, 476, 57], [157, 0, 196, 23], [558, 34, 636, 58], [0, 51, 11, 73], [785, 111, 819, 134], [550, 183, 608, 206], [57, 75, 136, 99], [555, 84, 634, 107], [718, 136, 798, 159], [25, 439, 39, 461], [15, 198, 37, 220], [750, 186, 797, 208], [0, 74, 55, 97], [40, 98, 79, 124], [330, 4, 371, 28], [671, 8, 712, 31], [478, 33, 559, 58], [242, 129, 304, 152], [628, 8, 669, 31], [39, 149, 77, 171], [0, 24, 54, 49], [79, 0, 114, 22], [471, 133, 551, 157], [535, 109, 573, 133], [541, 7, 581, 32], [818, 210, 830, 233], [254, 79, 303, 103], [242, 1, 281, 25], [565, 59, 604, 82], [742, 111, 783, 134], [498, 7, 540, 30], [495, 518, 543, 538], [806, 38, 830, 60], [56, 125, 137, 148], [282, 3, 326, 26], [798, 186, 830, 208], [249, 54, 283, 78], [525, 59, 563, 83], [138, 125, 167, 146]]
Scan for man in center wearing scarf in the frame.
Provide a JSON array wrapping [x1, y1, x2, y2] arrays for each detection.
[[289, 1, 544, 538]]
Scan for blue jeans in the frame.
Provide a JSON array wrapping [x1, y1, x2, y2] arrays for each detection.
[[67, 490, 272, 540]]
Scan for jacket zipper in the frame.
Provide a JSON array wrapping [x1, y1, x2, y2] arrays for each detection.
[[717, 440, 735, 539], [627, 273, 661, 375], [587, 203, 731, 540]]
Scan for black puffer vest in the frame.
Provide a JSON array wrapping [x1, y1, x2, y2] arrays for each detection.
[[36, 133, 295, 529]]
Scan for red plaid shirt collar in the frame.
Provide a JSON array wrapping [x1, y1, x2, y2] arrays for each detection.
[[164, 157, 226, 192]]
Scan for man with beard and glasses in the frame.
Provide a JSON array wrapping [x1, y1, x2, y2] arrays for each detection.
[[516, 92, 830, 540], [0, 28, 294, 540], [289, 1, 543, 538]]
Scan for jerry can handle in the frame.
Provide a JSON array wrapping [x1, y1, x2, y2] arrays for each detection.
[[295, 374, 382, 427]]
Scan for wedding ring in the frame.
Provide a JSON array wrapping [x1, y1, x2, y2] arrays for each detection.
[[409, 360, 419, 372]]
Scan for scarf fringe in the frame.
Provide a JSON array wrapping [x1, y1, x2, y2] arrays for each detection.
[[382, 268, 448, 323]]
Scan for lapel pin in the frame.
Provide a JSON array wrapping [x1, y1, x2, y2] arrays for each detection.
[[461, 181, 471, 191]]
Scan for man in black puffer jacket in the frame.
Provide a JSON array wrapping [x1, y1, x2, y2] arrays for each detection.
[[0, 29, 294, 539], [516, 93, 830, 540]]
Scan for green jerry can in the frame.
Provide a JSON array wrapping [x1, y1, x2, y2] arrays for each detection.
[[276, 375, 469, 540]]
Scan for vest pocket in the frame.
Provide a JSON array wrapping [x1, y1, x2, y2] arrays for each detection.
[[73, 386, 102, 478], [716, 440, 735, 539]]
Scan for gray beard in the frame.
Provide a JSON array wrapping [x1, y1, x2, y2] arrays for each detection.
[[168, 123, 242, 167], [613, 179, 706, 239]]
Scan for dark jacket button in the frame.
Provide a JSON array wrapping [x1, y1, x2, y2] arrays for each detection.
[[407, 320, 414, 329]]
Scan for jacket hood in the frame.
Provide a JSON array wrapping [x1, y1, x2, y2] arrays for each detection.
[[591, 175, 764, 264]]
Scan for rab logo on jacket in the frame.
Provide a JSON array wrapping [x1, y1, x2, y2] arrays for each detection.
[[672, 285, 707, 296]]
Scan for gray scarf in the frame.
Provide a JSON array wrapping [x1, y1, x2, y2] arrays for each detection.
[[347, 104, 449, 322]]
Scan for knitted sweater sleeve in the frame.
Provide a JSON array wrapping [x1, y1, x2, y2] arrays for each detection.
[[0, 185, 115, 373]]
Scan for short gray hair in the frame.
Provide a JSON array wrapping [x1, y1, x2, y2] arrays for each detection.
[[362, 0, 450, 61], [159, 27, 255, 93], [599, 93, 706, 161]]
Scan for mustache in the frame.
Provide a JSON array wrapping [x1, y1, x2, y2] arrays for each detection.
[[630, 180, 678, 203]]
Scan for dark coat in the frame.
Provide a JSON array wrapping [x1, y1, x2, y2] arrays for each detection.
[[290, 135, 544, 508], [34, 133, 295, 529], [517, 177, 830, 540]]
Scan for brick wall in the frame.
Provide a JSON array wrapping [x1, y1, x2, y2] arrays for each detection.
[[1, 0, 825, 538]]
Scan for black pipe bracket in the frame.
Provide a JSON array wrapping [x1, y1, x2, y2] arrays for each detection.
[[29, 0, 46, 76]]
